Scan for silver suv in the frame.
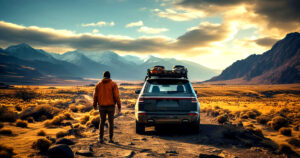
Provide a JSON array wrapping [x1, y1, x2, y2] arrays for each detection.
[[135, 66, 200, 134]]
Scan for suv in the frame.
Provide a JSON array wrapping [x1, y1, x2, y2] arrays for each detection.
[[135, 65, 200, 134]]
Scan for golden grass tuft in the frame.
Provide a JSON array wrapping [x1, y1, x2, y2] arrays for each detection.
[[287, 138, 300, 147], [69, 104, 78, 112], [270, 116, 289, 130], [37, 130, 46, 136], [32, 138, 52, 153], [80, 115, 90, 125], [279, 127, 292, 136], [16, 119, 28, 128], [56, 131, 68, 138], [217, 115, 228, 124], [256, 115, 270, 124], [0, 129, 12, 135], [0, 144, 14, 158], [0, 106, 17, 122]]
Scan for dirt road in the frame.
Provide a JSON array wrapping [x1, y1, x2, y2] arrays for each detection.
[[71, 95, 285, 158]]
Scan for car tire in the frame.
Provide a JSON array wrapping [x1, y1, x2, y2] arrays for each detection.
[[136, 121, 145, 134], [191, 120, 200, 133]]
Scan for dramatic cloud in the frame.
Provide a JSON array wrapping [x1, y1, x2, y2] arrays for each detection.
[[254, 37, 278, 47], [126, 21, 144, 27], [175, 0, 300, 35], [176, 22, 234, 49], [138, 26, 169, 34], [82, 21, 115, 27], [0, 21, 233, 55], [153, 8, 203, 21]]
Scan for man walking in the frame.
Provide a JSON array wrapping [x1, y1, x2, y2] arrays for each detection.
[[93, 71, 121, 143]]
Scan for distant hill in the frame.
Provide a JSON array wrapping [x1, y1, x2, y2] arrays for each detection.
[[0, 43, 219, 84], [207, 32, 300, 84]]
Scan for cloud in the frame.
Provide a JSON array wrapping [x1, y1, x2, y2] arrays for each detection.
[[175, 22, 234, 49], [82, 21, 115, 27], [92, 29, 99, 33], [175, 0, 300, 36], [0, 20, 236, 56], [254, 37, 278, 47], [153, 8, 204, 21], [138, 26, 169, 34], [126, 21, 144, 28]]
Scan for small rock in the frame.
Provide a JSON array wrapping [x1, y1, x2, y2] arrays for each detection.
[[129, 142, 135, 145], [76, 150, 94, 157], [140, 149, 151, 152], [127, 151, 135, 158], [56, 138, 75, 145], [166, 150, 178, 154], [48, 144, 74, 158], [199, 153, 223, 158], [142, 138, 147, 141]]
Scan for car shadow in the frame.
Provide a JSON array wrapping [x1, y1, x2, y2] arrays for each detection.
[[143, 123, 278, 151]]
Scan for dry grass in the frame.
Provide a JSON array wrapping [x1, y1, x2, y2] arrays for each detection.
[[80, 115, 90, 125], [16, 119, 28, 128], [37, 130, 46, 136], [0, 106, 17, 122], [56, 131, 68, 138], [0, 144, 14, 158], [0, 129, 12, 135], [269, 116, 289, 130], [279, 127, 292, 136], [217, 115, 228, 124], [44, 112, 73, 127], [32, 138, 52, 153]]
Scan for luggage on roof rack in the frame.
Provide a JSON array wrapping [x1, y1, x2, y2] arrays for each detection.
[[146, 65, 188, 79]]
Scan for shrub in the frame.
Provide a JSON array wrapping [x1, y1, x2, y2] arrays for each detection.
[[56, 131, 68, 138], [77, 104, 93, 113], [279, 127, 292, 136], [19, 104, 59, 121], [270, 116, 289, 130], [287, 138, 300, 147], [27, 117, 34, 123], [16, 119, 28, 128], [247, 128, 264, 137], [69, 104, 78, 112], [37, 130, 46, 136], [44, 113, 68, 127], [0, 123, 3, 129], [80, 115, 89, 125], [32, 138, 52, 153], [240, 114, 248, 119], [256, 115, 270, 124], [52, 100, 70, 109], [15, 89, 38, 101], [246, 111, 257, 119], [278, 144, 295, 155], [0, 144, 14, 158], [0, 129, 12, 135], [15, 105, 22, 111], [87, 116, 100, 128], [217, 115, 228, 124], [0, 106, 17, 122], [63, 112, 73, 120]]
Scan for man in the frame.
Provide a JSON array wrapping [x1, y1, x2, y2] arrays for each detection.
[[93, 71, 121, 143]]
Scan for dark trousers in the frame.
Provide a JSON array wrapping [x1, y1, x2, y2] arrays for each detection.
[[99, 106, 115, 140]]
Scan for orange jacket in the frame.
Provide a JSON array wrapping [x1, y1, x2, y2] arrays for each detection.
[[93, 78, 121, 109]]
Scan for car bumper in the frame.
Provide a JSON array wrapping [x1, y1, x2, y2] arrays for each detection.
[[136, 112, 200, 125]]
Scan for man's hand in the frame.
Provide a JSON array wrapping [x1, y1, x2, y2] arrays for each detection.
[[117, 108, 121, 115]]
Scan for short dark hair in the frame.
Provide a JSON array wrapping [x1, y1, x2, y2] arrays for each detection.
[[103, 71, 110, 78]]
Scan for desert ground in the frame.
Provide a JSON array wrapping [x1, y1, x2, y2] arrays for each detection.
[[0, 84, 299, 158]]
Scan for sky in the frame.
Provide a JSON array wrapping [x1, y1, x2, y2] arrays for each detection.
[[0, 0, 299, 70]]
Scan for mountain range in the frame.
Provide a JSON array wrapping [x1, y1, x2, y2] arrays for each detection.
[[207, 32, 300, 84], [0, 44, 219, 84]]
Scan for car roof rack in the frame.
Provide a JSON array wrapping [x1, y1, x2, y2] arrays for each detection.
[[145, 65, 188, 80]]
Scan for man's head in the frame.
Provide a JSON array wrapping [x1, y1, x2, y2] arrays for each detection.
[[103, 71, 111, 79]]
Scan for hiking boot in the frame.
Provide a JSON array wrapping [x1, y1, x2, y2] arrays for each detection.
[[108, 139, 114, 143]]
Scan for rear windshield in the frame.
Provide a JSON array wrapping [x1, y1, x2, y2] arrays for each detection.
[[143, 79, 192, 94]]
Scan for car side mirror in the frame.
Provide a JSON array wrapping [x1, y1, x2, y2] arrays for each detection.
[[194, 90, 198, 94], [135, 90, 141, 94]]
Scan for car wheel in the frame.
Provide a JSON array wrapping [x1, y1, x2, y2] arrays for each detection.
[[136, 121, 145, 134]]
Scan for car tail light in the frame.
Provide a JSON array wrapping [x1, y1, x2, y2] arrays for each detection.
[[191, 98, 198, 103], [139, 97, 144, 103], [138, 112, 146, 116], [189, 112, 198, 116]]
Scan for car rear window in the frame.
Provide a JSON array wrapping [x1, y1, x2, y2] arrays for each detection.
[[143, 79, 192, 94]]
